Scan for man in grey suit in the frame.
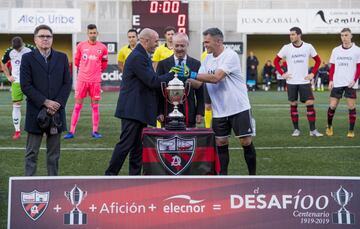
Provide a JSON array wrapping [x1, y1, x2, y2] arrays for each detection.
[[20, 24, 72, 176]]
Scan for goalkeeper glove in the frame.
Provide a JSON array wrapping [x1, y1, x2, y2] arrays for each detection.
[[169, 65, 182, 75], [178, 63, 198, 79]]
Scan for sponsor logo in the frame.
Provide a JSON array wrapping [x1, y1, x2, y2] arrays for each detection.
[[101, 70, 122, 81], [157, 136, 195, 175], [163, 195, 205, 213], [315, 10, 360, 25], [21, 190, 49, 221]]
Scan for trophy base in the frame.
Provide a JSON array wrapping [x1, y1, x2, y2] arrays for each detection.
[[165, 117, 186, 130], [64, 210, 87, 225], [332, 211, 355, 224]]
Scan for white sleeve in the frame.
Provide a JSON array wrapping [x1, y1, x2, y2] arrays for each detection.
[[218, 51, 238, 75], [329, 49, 335, 64], [309, 44, 318, 57], [277, 45, 287, 58], [357, 47, 360, 64]]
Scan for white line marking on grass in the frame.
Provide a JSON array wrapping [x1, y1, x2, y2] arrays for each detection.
[[1, 145, 360, 151]]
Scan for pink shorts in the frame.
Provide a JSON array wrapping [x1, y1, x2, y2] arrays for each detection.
[[75, 81, 101, 100]]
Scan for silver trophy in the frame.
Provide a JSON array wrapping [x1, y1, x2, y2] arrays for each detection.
[[331, 186, 355, 224], [161, 74, 190, 130], [64, 185, 87, 225]]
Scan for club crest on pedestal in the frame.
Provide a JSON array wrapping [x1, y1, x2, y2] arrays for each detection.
[[157, 136, 196, 175]]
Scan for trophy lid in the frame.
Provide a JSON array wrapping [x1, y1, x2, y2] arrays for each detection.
[[167, 75, 184, 90]]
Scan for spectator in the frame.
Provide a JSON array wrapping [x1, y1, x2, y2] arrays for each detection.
[[316, 62, 330, 91], [262, 60, 274, 91], [246, 51, 259, 90], [275, 61, 287, 91]]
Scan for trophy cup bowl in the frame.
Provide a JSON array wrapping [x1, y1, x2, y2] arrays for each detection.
[[161, 74, 190, 130]]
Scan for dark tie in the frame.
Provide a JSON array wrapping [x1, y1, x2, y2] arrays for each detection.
[[178, 58, 183, 66]]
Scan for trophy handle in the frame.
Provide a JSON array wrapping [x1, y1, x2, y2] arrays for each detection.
[[182, 81, 191, 102], [161, 82, 173, 104], [161, 82, 167, 97]]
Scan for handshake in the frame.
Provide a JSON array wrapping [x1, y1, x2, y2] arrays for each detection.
[[169, 63, 198, 80]]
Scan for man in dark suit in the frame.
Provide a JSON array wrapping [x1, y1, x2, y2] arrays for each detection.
[[157, 32, 204, 127], [20, 24, 72, 176], [105, 28, 176, 176]]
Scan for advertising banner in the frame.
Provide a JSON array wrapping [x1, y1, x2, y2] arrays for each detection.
[[101, 64, 122, 91], [8, 176, 360, 229], [10, 8, 81, 33], [0, 8, 9, 32], [237, 9, 360, 34]]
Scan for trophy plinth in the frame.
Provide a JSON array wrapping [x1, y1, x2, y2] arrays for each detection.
[[161, 74, 190, 130]]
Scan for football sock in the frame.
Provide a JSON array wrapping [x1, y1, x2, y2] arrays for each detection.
[[205, 109, 212, 128], [327, 107, 336, 127], [290, 104, 299, 130], [306, 104, 316, 131], [12, 104, 21, 131], [217, 145, 229, 175], [349, 108, 356, 131], [69, 103, 83, 133], [243, 142, 256, 175], [91, 103, 100, 132]]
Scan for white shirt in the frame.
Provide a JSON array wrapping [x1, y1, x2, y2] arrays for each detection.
[[9, 47, 32, 83], [174, 55, 187, 65], [329, 43, 360, 89], [277, 42, 317, 85], [199, 48, 251, 118]]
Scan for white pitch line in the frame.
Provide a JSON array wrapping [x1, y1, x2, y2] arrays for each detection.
[[1, 145, 360, 151]]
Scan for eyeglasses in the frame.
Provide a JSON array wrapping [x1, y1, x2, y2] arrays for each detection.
[[36, 35, 53, 39]]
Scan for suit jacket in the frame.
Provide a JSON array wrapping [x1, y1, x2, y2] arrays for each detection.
[[115, 44, 174, 126], [20, 49, 72, 134], [157, 55, 204, 126]]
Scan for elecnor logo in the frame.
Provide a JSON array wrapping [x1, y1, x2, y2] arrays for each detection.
[[163, 195, 205, 214], [101, 70, 122, 81]]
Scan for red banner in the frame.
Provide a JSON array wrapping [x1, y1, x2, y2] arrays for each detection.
[[142, 128, 220, 175], [8, 176, 360, 228]]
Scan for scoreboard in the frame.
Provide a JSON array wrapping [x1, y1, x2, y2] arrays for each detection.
[[132, 0, 189, 38]]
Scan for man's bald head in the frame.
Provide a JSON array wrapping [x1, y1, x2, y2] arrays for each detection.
[[139, 28, 157, 40], [173, 33, 189, 46], [173, 32, 189, 59], [139, 28, 159, 53]]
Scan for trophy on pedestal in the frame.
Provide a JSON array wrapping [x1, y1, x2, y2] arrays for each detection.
[[331, 186, 355, 224], [64, 185, 87, 225], [161, 74, 190, 130]]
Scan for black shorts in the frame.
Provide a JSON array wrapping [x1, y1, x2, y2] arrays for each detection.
[[330, 87, 357, 99], [212, 110, 254, 138], [204, 84, 211, 104], [287, 84, 314, 103]]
